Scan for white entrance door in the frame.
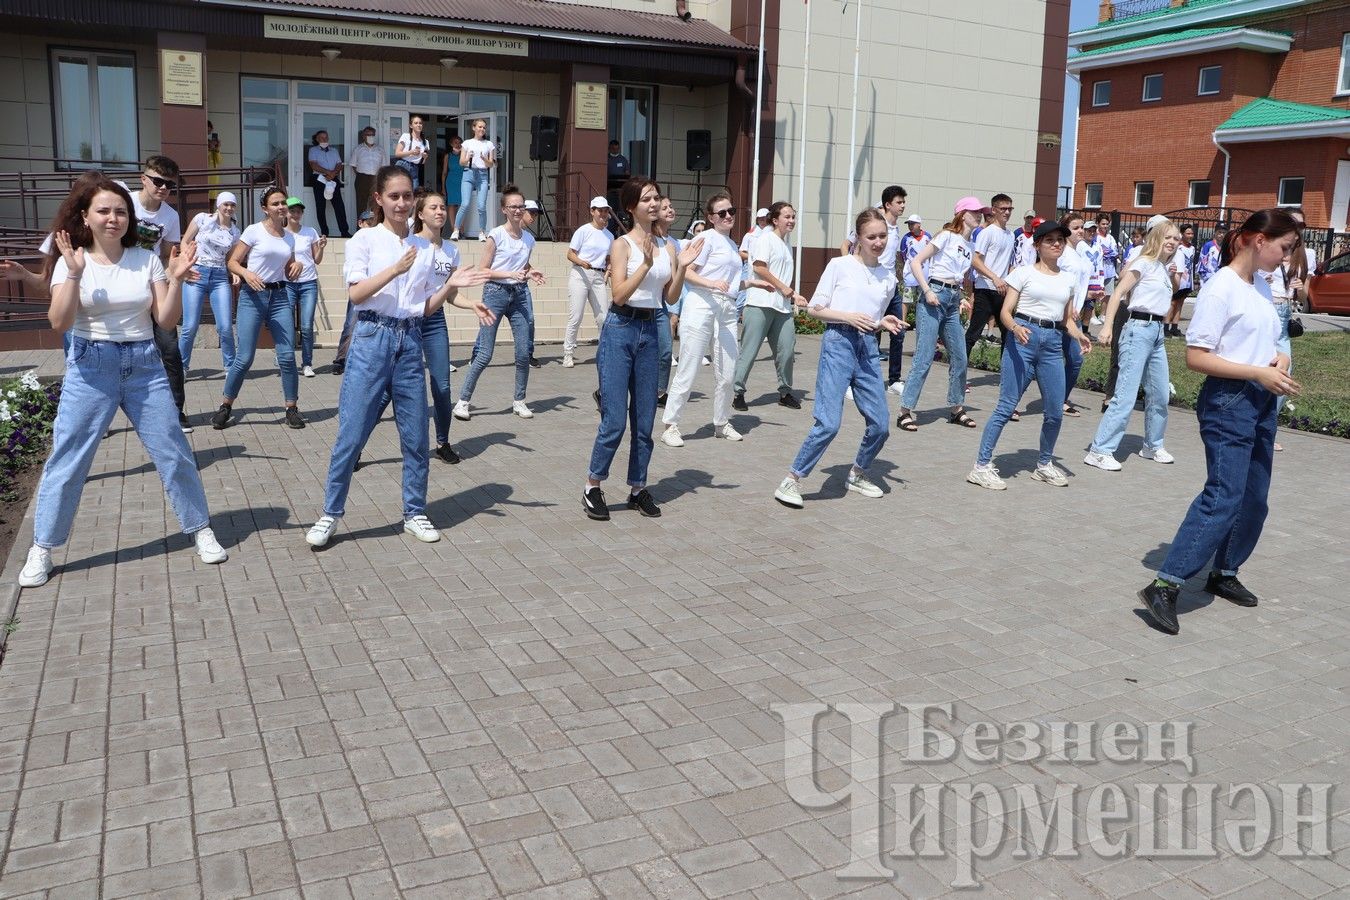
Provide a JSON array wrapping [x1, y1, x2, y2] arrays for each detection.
[[455, 111, 500, 237], [1331, 160, 1350, 234], [294, 107, 352, 236]]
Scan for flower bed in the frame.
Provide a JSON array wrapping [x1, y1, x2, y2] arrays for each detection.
[[0, 370, 60, 501]]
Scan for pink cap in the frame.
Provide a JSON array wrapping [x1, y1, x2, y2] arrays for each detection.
[[953, 196, 993, 216]]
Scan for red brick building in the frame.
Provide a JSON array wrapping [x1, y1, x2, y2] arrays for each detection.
[[1068, 0, 1350, 230]]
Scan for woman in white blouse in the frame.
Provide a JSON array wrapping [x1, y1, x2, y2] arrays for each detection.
[[394, 114, 429, 191], [452, 118, 495, 241], [177, 191, 240, 373]]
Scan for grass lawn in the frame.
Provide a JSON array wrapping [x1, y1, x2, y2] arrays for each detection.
[[968, 330, 1350, 439]]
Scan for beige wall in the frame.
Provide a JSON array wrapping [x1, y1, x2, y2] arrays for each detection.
[[771, 0, 1047, 247]]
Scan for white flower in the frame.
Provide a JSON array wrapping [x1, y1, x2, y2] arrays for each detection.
[[5, 390, 16, 399], [0, 401, 11, 422], [20, 370, 39, 391]]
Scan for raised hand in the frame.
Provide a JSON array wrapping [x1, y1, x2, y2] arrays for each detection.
[[473, 301, 497, 327], [54, 231, 85, 278], [879, 314, 904, 335], [676, 241, 701, 268], [638, 235, 655, 268], [448, 266, 491, 289], [168, 241, 198, 281], [393, 246, 417, 275]]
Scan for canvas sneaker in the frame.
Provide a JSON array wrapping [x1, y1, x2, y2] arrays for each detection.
[[1031, 463, 1069, 487], [846, 470, 883, 498], [966, 464, 1007, 491], [774, 476, 804, 508], [306, 515, 338, 548], [18, 546, 52, 588], [1084, 450, 1122, 471]]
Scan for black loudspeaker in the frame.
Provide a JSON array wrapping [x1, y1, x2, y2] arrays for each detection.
[[530, 115, 559, 162], [686, 129, 712, 172]]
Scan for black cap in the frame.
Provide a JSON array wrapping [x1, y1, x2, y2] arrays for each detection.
[[1033, 220, 1070, 241]]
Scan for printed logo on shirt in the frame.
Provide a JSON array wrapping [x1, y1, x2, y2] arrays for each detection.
[[135, 220, 164, 252]]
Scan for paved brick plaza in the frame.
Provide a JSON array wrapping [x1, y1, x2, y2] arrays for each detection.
[[1, 338, 1348, 898]]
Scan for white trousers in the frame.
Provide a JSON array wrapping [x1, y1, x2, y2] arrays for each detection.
[[662, 288, 739, 428], [565, 266, 609, 352]]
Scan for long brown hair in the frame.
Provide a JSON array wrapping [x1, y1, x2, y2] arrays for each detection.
[[1220, 209, 1301, 268], [369, 165, 413, 226], [43, 170, 113, 280], [48, 177, 138, 259], [412, 189, 446, 234]]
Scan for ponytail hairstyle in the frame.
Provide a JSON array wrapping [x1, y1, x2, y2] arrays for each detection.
[[618, 177, 661, 231], [1220, 208, 1302, 268], [412, 189, 446, 234], [942, 212, 966, 234], [260, 187, 287, 210], [500, 183, 524, 208], [369, 164, 413, 226], [853, 207, 886, 246], [1138, 217, 1180, 264]]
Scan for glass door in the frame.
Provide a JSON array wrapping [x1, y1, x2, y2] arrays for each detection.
[[294, 107, 352, 235], [455, 111, 499, 236]]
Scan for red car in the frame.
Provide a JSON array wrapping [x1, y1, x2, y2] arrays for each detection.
[[1307, 251, 1350, 315]]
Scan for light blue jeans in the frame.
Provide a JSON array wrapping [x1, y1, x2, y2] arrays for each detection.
[[1275, 301, 1292, 415], [322, 313, 428, 519], [455, 168, 490, 233], [790, 324, 889, 479], [588, 310, 659, 486], [1089, 318, 1169, 455], [287, 279, 319, 369], [977, 321, 1065, 467], [178, 264, 234, 371], [223, 284, 299, 404], [460, 282, 531, 402], [33, 338, 210, 548], [899, 283, 967, 410]]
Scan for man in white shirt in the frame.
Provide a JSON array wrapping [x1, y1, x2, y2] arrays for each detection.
[[966, 192, 1016, 356], [348, 126, 386, 216]]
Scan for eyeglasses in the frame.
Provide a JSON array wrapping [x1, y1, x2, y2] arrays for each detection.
[[994, 206, 1014, 213], [143, 174, 176, 190], [712, 208, 737, 218], [504, 204, 526, 211]]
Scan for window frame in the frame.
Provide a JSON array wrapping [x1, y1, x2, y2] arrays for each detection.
[[49, 46, 140, 171], [1134, 181, 1154, 208], [1197, 65, 1222, 96], [1339, 33, 1350, 96], [1277, 177, 1305, 207], [1142, 73, 1163, 102], [1188, 180, 1211, 207], [1091, 80, 1111, 107], [1084, 182, 1104, 208]]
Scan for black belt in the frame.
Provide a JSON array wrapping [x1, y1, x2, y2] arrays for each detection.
[[576, 264, 606, 273], [610, 304, 658, 321], [261, 281, 285, 290], [357, 310, 423, 331], [1129, 311, 1166, 322], [1014, 312, 1063, 331], [929, 278, 960, 289]]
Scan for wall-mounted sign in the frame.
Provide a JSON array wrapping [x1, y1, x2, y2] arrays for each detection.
[[263, 16, 529, 56], [574, 82, 606, 131], [1038, 132, 1062, 149], [160, 49, 203, 106]]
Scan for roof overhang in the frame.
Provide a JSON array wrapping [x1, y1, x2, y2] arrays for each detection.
[[1067, 27, 1292, 74], [1068, 0, 1307, 51], [1214, 120, 1350, 143]]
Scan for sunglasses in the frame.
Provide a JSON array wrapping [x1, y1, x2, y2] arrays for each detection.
[[143, 174, 177, 190], [712, 208, 737, 218]]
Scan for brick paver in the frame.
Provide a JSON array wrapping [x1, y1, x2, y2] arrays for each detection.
[[2, 337, 1348, 897]]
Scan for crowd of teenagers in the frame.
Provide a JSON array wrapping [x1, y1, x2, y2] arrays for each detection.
[[2, 163, 1309, 636]]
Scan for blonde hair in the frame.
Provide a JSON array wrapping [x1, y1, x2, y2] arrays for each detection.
[[1138, 218, 1181, 264]]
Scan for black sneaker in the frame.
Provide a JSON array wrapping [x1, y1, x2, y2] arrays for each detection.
[[657, 392, 668, 407], [778, 392, 801, 410], [530, 356, 542, 369], [179, 412, 193, 433], [627, 488, 661, 518], [354, 455, 365, 472], [583, 485, 610, 521], [436, 444, 461, 465], [332, 363, 345, 375], [285, 407, 306, 429], [732, 392, 748, 412], [592, 389, 602, 412], [1138, 581, 1181, 635], [211, 404, 232, 430], [1205, 572, 1258, 607]]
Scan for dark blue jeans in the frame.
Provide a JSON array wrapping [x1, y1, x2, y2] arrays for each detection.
[[881, 288, 905, 383], [460, 282, 531, 402], [1158, 377, 1278, 585], [657, 305, 673, 394], [223, 283, 299, 404], [977, 321, 1065, 467], [588, 311, 659, 486], [370, 308, 454, 447]]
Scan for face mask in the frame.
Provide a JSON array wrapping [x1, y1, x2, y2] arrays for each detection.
[[365, 135, 375, 145], [319, 142, 330, 150]]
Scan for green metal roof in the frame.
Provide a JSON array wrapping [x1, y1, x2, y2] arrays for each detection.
[[1088, 0, 1236, 31], [1217, 97, 1350, 130], [1073, 26, 1241, 57]]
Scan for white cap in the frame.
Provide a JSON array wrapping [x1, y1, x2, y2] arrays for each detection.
[[524, 200, 540, 211], [755, 207, 770, 219], [214, 191, 237, 207], [905, 214, 922, 224], [1024, 209, 1037, 218], [589, 196, 610, 209], [1146, 213, 1169, 232]]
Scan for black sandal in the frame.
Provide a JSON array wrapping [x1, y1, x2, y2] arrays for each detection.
[[897, 412, 918, 432], [950, 409, 977, 428], [1062, 403, 1081, 418]]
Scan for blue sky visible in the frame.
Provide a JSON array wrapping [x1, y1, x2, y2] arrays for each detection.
[[1059, 0, 1102, 202]]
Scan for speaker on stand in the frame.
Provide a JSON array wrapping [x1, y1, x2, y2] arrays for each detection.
[[529, 115, 559, 240], [686, 129, 712, 233]]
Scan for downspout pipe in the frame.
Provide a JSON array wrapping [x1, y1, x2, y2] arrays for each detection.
[[1213, 131, 1231, 214], [733, 55, 755, 102]]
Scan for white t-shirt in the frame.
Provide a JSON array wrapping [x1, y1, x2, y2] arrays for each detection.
[[344, 226, 444, 319], [810, 255, 898, 321], [689, 231, 743, 294], [845, 219, 902, 272], [899, 231, 931, 287], [238, 223, 295, 284], [397, 133, 427, 164], [462, 138, 493, 170], [1060, 242, 1093, 309], [927, 230, 974, 284], [488, 225, 535, 284], [1124, 256, 1175, 316], [568, 223, 614, 270], [1186, 267, 1280, 368], [51, 247, 165, 342], [743, 230, 793, 313], [121, 185, 181, 255], [289, 226, 322, 283], [1005, 264, 1076, 323], [1012, 229, 1037, 269], [1096, 231, 1121, 279], [189, 212, 239, 269], [1125, 242, 1143, 264], [433, 241, 460, 280], [972, 223, 1013, 290], [1174, 244, 1196, 291]]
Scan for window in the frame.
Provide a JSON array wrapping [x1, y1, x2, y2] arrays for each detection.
[[1142, 73, 1163, 102], [609, 83, 658, 178], [1188, 180, 1211, 207], [1278, 177, 1305, 207], [50, 49, 139, 168], [242, 77, 287, 100], [1340, 34, 1350, 95], [1135, 181, 1154, 207], [1085, 183, 1103, 208], [242, 101, 288, 177], [1198, 65, 1221, 96], [1092, 81, 1111, 107], [296, 82, 349, 102]]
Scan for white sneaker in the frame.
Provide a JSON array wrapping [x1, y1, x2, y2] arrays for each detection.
[[306, 515, 338, 548], [661, 425, 684, 447], [478, 232, 488, 242], [1084, 450, 1122, 471], [966, 464, 1007, 491], [450, 230, 461, 241], [512, 400, 533, 419], [1168, 382, 1177, 398], [701, 356, 711, 367], [404, 515, 441, 543], [1091, 316, 1105, 326], [562, 354, 575, 368], [1140, 446, 1175, 464], [448, 363, 457, 373], [714, 422, 743, 441], [193, 527, 228, 564], [845, 386, 854, 401], [888, 380, 906, 396], [453, 400, 471, 420], [845, 470, 883, 498], [18, 546, 52, 587], [302, 365, 315, 378], [1031, 463, 1069, 487], [774, 476, 804, 508]]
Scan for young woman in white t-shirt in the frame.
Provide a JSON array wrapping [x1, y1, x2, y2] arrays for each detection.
[[1163, 224, 1197, 338], [773, 209, 904, 508], [394, 114, 429, 191], [1139, 209, 1302, 636], [177, 191, 240, 373], [452, 118, 496, 240], [19, 178, 226, 588], [732, 202, 808, 412], [215, 188, 303, 429], [454, 184, 545, 419], [563, 198, 614, 366], [966, 220, 1091, 491], [305, 166, 490, 550], [896, 196, 989, 431], [1085, 218, 1182, 471], [284, 197, 325, 378]]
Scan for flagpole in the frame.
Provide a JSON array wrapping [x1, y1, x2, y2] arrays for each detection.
[[794, 0, 812, 293], [846, 0, 863, 227], [749, 0, 767, 222]]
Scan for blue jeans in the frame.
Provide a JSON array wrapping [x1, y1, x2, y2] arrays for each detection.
[[1089, 319, 1168, 455], [179, 264, 234, 371], [455, 168, 490, 233], [33, 338, 210, 548], [461, 282, 531, 402], [790, 325, 890, 478], [287, 280, 319, 368], [322, 313, 429, 519], [657, 306, 673, 394], [1062, 329, 1083, 400], [881, 288, 905, 383], [421, 310, 454, 445], [223, 284, 299, 404], [899, 284, 966, 410], [588, 311, 659, 486], [1158, 377, 1277, 585], [977, 322, 1065, 467], [1275, 302, 1292, 416]]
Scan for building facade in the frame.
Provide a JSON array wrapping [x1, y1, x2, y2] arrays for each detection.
[[1069, 0, 1350, 229]]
